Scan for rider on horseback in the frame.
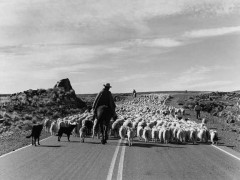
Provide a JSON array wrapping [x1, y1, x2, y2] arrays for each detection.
[[92, 83, 117, 121]]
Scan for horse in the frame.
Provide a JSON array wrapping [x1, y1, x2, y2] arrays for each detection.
[[95, 105, 113, 144]]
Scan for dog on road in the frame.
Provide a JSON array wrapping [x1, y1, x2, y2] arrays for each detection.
[[26, 124, 44, 146], [57, 123, 77, 141]]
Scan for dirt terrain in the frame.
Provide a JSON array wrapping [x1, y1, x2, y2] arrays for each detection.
[[0, 91, 240, 156]]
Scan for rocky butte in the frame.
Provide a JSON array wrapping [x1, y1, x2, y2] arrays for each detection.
[[0, 78, 86, 134]]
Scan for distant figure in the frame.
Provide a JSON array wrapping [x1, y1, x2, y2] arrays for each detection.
[[133, 89, 137, 98], [92, 83, 117, 121], [194, 102, 202, 120]]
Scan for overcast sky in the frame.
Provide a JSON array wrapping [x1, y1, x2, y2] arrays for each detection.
[[0, 0, 240, 94]]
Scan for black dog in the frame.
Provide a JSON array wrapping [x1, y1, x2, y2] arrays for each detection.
[[26, 124, 44, 146], [57, 124, 77, 141]]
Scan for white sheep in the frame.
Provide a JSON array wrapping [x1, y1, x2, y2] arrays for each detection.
[[137, 126, 144, 140], [80, 126, 87, 143], [151, 126, 159, 142], [176, 129, 186, 143], [163, 128, 171, 144], [197, 129, 207, 143], [209, 129, 218, 145], [50, 121, 58, 136], [119, 126, 127, 140], [142, 127, 151, 143], [189, 129, 197, 144], [127, 127, 134, 146]]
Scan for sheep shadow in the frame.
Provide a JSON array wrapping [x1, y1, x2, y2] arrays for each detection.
[[109, 137, 121, 140], [68, 140, 81, 143], [121, 142, 185, 148], [85, 141, 102, 145], [226, 145, 235, 148]]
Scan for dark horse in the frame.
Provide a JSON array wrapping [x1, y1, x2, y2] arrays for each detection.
[[95, 105, 113, 144]]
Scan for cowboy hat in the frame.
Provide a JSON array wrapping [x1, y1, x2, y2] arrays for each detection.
[[103, 83, 112, 88]]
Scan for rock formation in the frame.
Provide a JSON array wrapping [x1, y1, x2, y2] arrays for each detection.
[[0, 78, 86, 134], [54, 78, 73, 92]]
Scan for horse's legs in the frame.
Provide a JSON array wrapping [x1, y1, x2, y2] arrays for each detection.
[[34, 137, 37, 146], [38, 137, 40, 145], [105, 125, 109, 142], [100, 124, 105, 144], [92, 127, 95, 139]]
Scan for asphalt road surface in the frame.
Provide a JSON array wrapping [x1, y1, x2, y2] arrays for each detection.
[[0, 135, 240, 180]]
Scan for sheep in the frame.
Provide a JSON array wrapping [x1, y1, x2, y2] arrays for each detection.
[[158, 128, 165, 143], [147, 121, 157, 129], [189, 129, 197, 144], [151, 126, 159, 142], [123, 119, 133, 128], [132, 121, 139, 137], [111, 119, 124, 137], [43, 118, 52, 133], [163, 128, 171, 144], [127, 127, 134, 146], [119, 126, 127, 140], [142, 126, 151, 143], [202, 118, 207, 124], [72, 121, 81, 137], [80, 126, 87, 143], [137, 125, 144, 140], [172, 128, 179, 143], [197, 129, 207, 143], [180, 108, 185, 116], [209, 129, 218, 145], [138, 121, 147, 128], [176, 129, 186, 143], [50, 121, 58, 136]]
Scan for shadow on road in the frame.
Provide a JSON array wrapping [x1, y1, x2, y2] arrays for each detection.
[[58, 140, 80, 143], [85, 141, 101, 145], [38, 145, 62, 148], [121, 142, 186, 148]]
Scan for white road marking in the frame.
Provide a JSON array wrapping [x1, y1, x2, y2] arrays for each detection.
[[106, 139, 122, 180], [117, 139, 126, 180], [212, 145, 240, 161], [0, 136, 52, 158]]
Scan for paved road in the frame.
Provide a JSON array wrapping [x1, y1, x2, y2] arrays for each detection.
[[0, 136, 240, 180]]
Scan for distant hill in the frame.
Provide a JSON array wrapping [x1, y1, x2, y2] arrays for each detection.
[[233, 90, 240, 93], [0, 94, 11, 97]]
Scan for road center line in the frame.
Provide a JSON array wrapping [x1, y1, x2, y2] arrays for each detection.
[[0, 136, 52, 158], [212, 145, 240, 161], [117, 139, 126, 180], [106, 139, 122, 180]]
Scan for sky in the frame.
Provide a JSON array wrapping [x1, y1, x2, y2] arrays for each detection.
[[0, 0, 240, 94]]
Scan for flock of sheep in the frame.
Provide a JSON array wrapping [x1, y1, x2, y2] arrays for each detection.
[[43, 94, 218, 146]]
